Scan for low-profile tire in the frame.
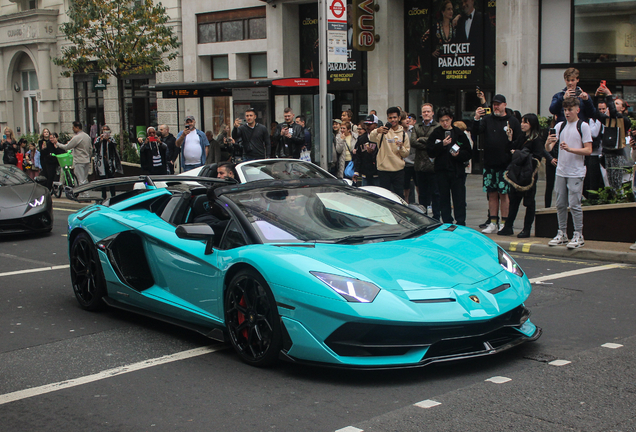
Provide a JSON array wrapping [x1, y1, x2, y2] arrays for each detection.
[[225, 269, 282, 367], [70, 232, 106, 311]]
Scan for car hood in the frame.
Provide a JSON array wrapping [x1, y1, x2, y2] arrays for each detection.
[[275, 225, 506, 292], [0, 183, 38, 209]]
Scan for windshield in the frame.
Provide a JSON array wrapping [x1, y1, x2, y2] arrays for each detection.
[[227, 185, 437, 243], [239, 160, 334, 183], [0, 165, 31, 186]]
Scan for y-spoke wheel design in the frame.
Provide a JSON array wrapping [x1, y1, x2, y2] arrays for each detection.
[[225, 269, 282, 367], [70, 232, 106, 311]]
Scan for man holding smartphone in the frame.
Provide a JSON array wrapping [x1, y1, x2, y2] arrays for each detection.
[[368, 107, 410, 198], [273, 107, 304, 158], [232, 108, 271, 161], [93, 125, 122, 199], [473, 94, 521, 234], [545, 97, 593, 249], [426, 107, 472, 225], [175, 115, 209, 171], [549, 68, 595, 124]]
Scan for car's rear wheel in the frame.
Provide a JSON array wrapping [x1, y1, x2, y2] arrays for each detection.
[[70, 232, 106, 311], [225, 269, 282, 367]]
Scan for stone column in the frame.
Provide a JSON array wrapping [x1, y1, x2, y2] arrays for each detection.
[[0, 48, 6, 127], [367, 0, 405, 116], [495, 0, 540, 115], [37, 43, 59, 131]]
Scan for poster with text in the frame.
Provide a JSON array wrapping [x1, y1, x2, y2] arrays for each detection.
[[299, 3, 365, 90], [405, 0, 495, 88]]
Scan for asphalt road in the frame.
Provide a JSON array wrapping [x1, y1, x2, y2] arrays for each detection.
[[1, 207, 635, 432]]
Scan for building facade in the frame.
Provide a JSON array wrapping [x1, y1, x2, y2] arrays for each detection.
[[0, 0, 183, 139], [2, 0, 635, 144]]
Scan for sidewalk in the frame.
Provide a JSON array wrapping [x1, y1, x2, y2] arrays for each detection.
[[51, 174, 636, 264]]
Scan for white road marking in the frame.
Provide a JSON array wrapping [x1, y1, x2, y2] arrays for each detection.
[[529, 263, 629, 284], [335, 427, 364, 432], [0, 265, 70, 278], [53, 207, 79, 212], [414, 399, 442, 409], [549, 360, 572, 366], [0, 345, 224, 405], [485, 376, 512, 384], [601, 343, 623, 349]]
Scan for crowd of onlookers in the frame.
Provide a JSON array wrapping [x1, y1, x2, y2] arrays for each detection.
[[2, 68, 635, 249]]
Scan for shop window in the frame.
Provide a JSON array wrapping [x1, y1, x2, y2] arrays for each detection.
[[249, 54, 267, 78], [574, 0, 636, 63], [212, 56, 229, 80], [197, 7, 266, 44]]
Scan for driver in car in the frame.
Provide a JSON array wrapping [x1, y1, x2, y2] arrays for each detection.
[[193, 187, 231, 240], [217, 162, 236, 180]]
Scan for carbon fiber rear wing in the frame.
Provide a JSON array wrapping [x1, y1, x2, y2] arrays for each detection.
[[65, 175, 236, 202]]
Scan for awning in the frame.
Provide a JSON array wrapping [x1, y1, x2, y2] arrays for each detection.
[[142, 78, 318, 98]]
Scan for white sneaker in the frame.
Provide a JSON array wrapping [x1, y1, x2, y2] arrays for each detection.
[[499, 223, 505, 231], [630, 243, 636, 251], [567, 232, 585, 249], [482, 223, 498, 234], [548, 230, 569, 246]]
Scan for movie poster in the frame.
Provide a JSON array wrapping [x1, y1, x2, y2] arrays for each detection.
[[405, 0, 495, 88], [298, 3, 365, 90]]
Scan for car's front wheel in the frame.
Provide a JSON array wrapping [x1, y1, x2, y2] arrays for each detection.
[[70, 232, 106, 311], [225, 269, 282, 367]]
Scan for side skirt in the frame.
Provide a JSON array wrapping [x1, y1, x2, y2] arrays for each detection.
[[102, 296, 226, 342]]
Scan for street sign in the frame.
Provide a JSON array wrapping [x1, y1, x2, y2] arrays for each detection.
[[92, 76, 107, 91], [272, 78, 321, 87], [327, 0, 347, 64]]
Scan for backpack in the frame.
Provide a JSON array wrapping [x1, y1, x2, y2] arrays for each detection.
[[504, 146, 539, 191]]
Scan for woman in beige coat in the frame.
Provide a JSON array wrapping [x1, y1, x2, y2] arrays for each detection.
[[334, 122, 358, 179]]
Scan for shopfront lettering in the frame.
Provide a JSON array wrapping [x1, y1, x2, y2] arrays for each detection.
[[303, 18, 318, 25], [408, 8, 428, 15], [438, 56, 475, 67], [442, 43, 471, 55], [328, 61, 357, 71], [7, 25, 39, 40], [8, 29, 22, 37]]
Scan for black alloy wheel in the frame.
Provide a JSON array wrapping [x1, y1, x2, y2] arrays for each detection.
[[70, 232, 106, 311], [225, 269, 282, 367]]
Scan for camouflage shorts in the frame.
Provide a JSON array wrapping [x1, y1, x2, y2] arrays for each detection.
[[483, 168, 510, 194]]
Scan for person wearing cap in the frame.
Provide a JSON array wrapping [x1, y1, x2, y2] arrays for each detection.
[[175, 115, 210, 171], [473, 94, 521, 234]]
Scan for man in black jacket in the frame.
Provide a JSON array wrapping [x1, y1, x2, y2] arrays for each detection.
[[159, 124, 177, 173], [232, 107, 271, 161], [411, 103, 441, 219], [472, 94, 521, 233], [427, 107, 472, 226], [273, 107, 304, 158]]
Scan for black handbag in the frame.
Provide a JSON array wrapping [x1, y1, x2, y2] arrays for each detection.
[[601, 126, 619, 149]]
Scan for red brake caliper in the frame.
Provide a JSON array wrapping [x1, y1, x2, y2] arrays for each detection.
[[237, 296, 248, 339]]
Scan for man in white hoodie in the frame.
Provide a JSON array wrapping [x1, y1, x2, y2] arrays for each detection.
[[368, 106, 410, 198]]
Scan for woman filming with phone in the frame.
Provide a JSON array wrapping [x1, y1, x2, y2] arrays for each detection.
[[499, 114, 544, 238]]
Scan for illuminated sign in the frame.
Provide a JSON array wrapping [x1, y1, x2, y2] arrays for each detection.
[[163, 89, 200, 98], [352, 0, 376, 51]]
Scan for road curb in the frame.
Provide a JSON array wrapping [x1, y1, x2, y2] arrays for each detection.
[[495, 239, 636, 264]]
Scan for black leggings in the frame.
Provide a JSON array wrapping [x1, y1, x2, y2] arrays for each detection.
[[507, 179, 537, 231], [544, 161, 556, 208]]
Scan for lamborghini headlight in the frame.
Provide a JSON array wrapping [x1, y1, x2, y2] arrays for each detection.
[[28, 195, 45, 208], [311, 272, 380, 303], [498, 248, 524, 277]]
